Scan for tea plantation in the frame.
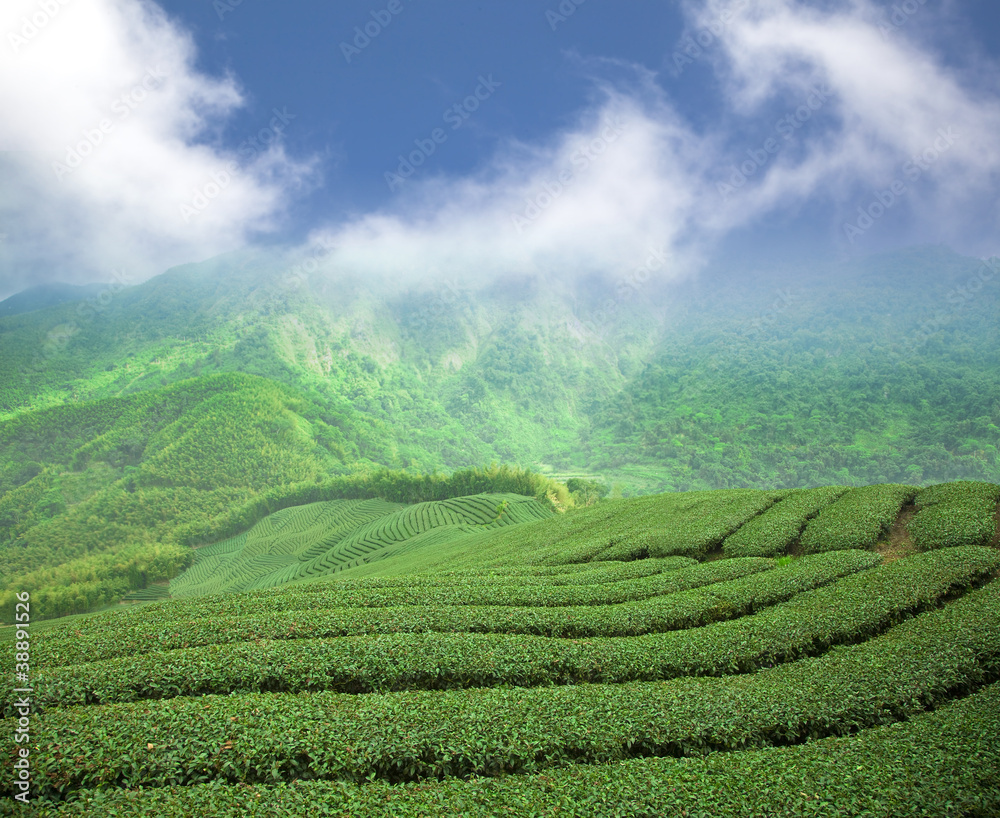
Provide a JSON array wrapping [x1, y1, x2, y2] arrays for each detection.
[[168, 493, 552, 597], [3, 481, 999, 816]]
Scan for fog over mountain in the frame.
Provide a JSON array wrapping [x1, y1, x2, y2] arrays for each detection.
[[3, 14, 1000, 804]]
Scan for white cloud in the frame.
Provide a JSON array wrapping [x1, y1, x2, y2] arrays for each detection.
[[1, 0, 998, 302], [0, 0, 315, 297], [316, 0, 1000, 289], [688, 0, 1000, 242], [317, 86, 712, 287]]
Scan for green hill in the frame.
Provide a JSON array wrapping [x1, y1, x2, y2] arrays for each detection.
[[0, 371, 563, 618], [2, 246, 997, 492], [3, 481, 999, 816], [0, 373, 346, 617], [169, 493, 552, 597], [1, 243, 998, 615], [0, 283, 107, 319], [582, 246, 1000, 490]]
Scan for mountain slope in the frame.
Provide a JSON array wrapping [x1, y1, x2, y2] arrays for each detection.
[[582, 246, 1000, 490], [3, 245, 996, 494], [169, 493, 553, 597], [2, 245, 996, 492], [0, 373, 354, 615], [1, 244, 998, 615], [0, 283, 108, 318], [0, 367, 562, 618]]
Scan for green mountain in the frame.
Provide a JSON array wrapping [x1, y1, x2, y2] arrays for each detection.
[[0, 369, 561, 617], [585, 247, 1000, 489], [2, 245, 996, 491], [168, 493, 553, 598], [0, 283, 108, 319], [0, 244, 997, 614]]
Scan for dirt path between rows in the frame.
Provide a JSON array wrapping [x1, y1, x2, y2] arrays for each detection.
[[876, 502, 919, 564]]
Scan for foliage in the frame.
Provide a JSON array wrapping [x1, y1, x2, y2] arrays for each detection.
[[169, 494, 552, 598], [25, 552, 878, 669], [0, 371, 563, 620], [10, 579, 999, 799], [377, 488, 786, 571], [2, 241, 996, 816], [583, 248, 1000, 492], [722, 485, 848, 557], [2, 458, 998, 817], [566, 477, 610, 505], [2, 244, 999, 617], [21, 683, 1000, 817], [3, 246, 998, 499], [7, 547, 993, 712], [798, 483, 918, 553], [910, 480, 1000, 550]]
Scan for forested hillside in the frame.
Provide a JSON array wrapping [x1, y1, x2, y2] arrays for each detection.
[[0, 244, 997, 614], [2, 246, 996, 496], [585, 247, 1000, 490], [0, 369, 563, 618]]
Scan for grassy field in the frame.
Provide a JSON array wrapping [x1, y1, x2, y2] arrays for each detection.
[[3, 481, 999, 816]]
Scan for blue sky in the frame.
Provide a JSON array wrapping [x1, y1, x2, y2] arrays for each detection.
[[181, 0, 694, 220], [1, 0, 999, 298]]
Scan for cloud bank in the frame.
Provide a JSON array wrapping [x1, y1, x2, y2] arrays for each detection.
[[690, 0, 1000, 244], [0, 0, 314, 297], [1, 0, 998, 300], [318, 0, 1000, 284], [318, 81, 712, 287]]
